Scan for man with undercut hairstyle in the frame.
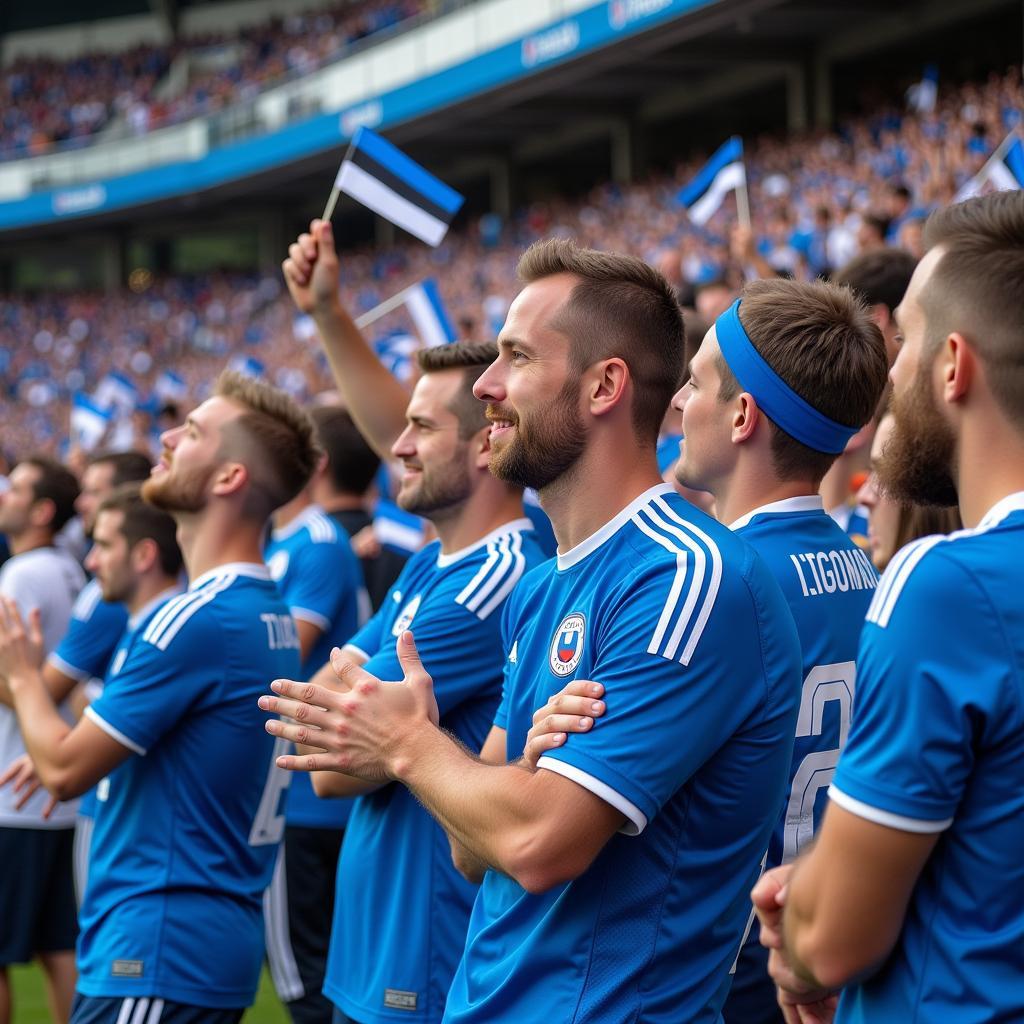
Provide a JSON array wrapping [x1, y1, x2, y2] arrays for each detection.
[[281, 222, 545, 1024], [0, 371, 317, 1024], [268, 234, 801, 1024], [755, 191, 1024, 1023]]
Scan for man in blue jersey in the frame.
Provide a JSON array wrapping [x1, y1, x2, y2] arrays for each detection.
[[521, 277, 889, 1023], [753, 191, 1024, 1023], [268, 236, 801, 1023], [282, 225, 546, 1024], [0, 370, 320, 1024], [263, 474, 366, 1024]]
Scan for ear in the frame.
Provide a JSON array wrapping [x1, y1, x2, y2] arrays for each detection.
[[28, 497, 57, 530], [471, 424, 493, 471], [210, 460, 249, 498], [871, 303, 891, 332], [588, 358, 630, 419], [130, 537, 159, 575], [943, 332, 973, 405], [731, 393, 759, 445]]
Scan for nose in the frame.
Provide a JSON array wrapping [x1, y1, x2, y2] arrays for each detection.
[[161, 424, 183, 451], [473, 358, 506, 404], [857, 471, 878, 510], [84, 547, 99, 574], [391, 424, 416, 461], [671, 382, 689, 413]]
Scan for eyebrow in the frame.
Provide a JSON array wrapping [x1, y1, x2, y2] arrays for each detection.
[[186, 415, 202, 433], [498, 336, 534, 355], [686, 360, 697, 381]]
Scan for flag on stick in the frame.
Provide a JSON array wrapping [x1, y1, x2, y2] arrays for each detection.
[[324, 127, 464, 246], [71, 393, 113, 451], [678, 136, 748, 227], [956, 133, 1024, 202], [355, 277, 457, 348]]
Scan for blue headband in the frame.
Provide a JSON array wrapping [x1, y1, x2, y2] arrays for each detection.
[[714, 299, 857, 454]]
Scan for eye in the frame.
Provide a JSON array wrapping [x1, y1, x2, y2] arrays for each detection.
[[510, 349, 527, 364]]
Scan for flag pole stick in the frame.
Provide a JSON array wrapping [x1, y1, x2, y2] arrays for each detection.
[[322, 187, 341, 223], [736, 174, 751, 231], [354, 285, 416, 329], [971, 130, 1016, 186]]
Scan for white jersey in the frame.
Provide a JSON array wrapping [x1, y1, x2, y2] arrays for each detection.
[[0, 545, 85, 827]]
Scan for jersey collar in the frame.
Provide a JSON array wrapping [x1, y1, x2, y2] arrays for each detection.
[[728, 495, 824, 531], [189, 562, 271, 591], [127, 584, 186, 630], [557, 483, 674, 572], [435, 518, 534, 568], [978, 491, 1024, 529], [271, 503, 324, 542]]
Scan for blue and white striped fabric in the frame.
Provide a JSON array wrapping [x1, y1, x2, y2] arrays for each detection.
[[71, 393, 114, 451], [956, 133, 1024, 201], [677, 136, 746, 226], [404, 277, 457, 347], [334, 127, 464, 246], [93, 371, 138, 416]]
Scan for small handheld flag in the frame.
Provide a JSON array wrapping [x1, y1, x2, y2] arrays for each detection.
[[956, 133, 1024, 202], [71, 393, 114, 451], [323, 127, 464, 247], [678, 136, 749, 227], [354, 277, 457, 348]]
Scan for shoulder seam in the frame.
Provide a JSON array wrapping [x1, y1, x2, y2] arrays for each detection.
[[143, 575, 234, 650]]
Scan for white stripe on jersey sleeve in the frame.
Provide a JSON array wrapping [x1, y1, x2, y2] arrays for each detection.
[[866, 535, 945, 629], [463, 535, 513, 614], [144, 575, 235, 651], [71, 579, 103, 621], [631, 513, 695, 659], [85, 705, 147, 756], [476, 533, 527, 620], [828, 784, 953, 834], [537, 756, 648, 836], [46, 651, 94, 683]]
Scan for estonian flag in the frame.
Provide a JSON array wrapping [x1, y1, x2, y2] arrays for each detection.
[[71, 393, 113, 451], [677, 136, 746, 226], [956, 134, 1024, 202], [334, 127, 464, 247], [404, 278, 457, 348]]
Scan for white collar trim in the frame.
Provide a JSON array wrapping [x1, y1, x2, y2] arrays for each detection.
[[728, 495, 824, 531], [435, 518, 534, 568], [557, 484, 674, 571], [190, 562, 271, 590], [271, 503, 324, 541], [128, 585, 185, 630], [978, 491, 1024, 529]]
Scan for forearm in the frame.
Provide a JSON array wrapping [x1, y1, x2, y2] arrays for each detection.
[[311, 769, 381, 798], [7, 672, 75, 790], [312, 302, 411, 459]]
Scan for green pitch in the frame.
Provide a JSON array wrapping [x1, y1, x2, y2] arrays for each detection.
[[8, 965, 288, 1024]]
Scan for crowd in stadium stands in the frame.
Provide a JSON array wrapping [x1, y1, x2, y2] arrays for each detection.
[[0, 0, 433, 158], [2, 65, 1020, 462]]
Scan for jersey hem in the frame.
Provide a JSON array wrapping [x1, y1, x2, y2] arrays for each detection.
[[75, 978, 252, 1008], [46, 652, 93, 683], [537, 755, 648, 835], [326, 982, 436, 1024]]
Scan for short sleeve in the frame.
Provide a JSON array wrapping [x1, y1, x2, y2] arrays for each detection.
[[48, 587, 126, 682], [345, 589, 392, 660], [283, 541, 361, 633], [537, 564, 769, 835], [362, 590, 502, 719], [830, 548, 1009, 832], [85, 611, 223, 756]]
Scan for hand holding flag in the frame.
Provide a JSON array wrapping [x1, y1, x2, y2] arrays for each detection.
[[323, 127, 464, 247]]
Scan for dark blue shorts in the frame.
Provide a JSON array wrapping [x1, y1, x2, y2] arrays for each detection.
[[71, 995, 244, 1024], [0, 825, 77, 965]]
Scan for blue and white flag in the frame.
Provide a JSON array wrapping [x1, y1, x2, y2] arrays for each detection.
[[956, 133, 1024, 202], [71, 393, 113, 451], [374, 331, 420, 383], [93, 371, 138, 414], [906, 64, 939, 113], [229, 355, 265, 379], [334, 127, 464, 246], [154, 370, 188, 403], [404, 278, 457, 348], [678, 136, 746, 226]]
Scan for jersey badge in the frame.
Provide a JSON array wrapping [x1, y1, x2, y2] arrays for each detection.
[[392, 594, 421, 636], [549, 613, 586, 676]]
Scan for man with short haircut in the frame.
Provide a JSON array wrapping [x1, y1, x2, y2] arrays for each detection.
[[0, 371, 318, 1024], [309, 405, 407, 611], [755, 192, 1024, 1022], [0, 456, 85, 1024], [269, 235, 801, 1023], [523, 278, 890, 1024], [281, 224, 547, 1024], [48, 450, 153, 899]]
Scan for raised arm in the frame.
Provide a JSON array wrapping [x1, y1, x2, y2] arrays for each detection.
[[282, 218, 410, 458]]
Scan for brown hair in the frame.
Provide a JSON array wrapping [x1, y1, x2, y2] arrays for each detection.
[[97, 483, 183, 577], [21, 456, 80, 534], [832, 248, 917, 315], [893, 501, 962, 556], [309, 406, 380, 496], [517, 238, 685, 444], [416, 341, 498, 440], [921, 191, 1024, 432], [716, 278, 889, 484], [214, 370, 320, 518], [86, 450, 152, 486]]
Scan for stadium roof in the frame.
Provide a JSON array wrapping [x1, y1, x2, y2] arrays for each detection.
[[0, 0, 227, 37]]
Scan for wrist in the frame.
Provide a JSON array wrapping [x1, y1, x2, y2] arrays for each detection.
[[311, 296, 345, 325], [387, 719, 444, 784], [6, 667, 40, 693]]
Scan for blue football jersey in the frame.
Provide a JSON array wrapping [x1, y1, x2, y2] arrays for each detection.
[[48, 578, 128, 687], [266, 505, 366, 830], [79, 563, 301, 1009], [325, 520, 546, 1024], [723, 497, 878, 1023], [445, 485, 801, 1024], [830, 494, 1024, 1024], [47, 579, 131, 820]]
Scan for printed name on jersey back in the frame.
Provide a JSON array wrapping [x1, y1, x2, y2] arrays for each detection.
[[260, 612, 301, 651], [789, 547, 877, 598]]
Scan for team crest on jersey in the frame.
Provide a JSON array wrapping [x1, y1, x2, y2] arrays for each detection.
[[266, 550, 289, 582], [549, 613, 586, 676], [391, 594, 422, 636]]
